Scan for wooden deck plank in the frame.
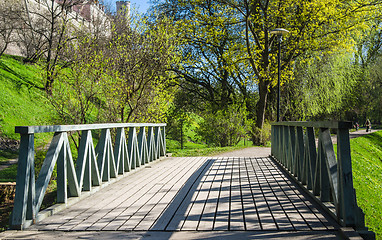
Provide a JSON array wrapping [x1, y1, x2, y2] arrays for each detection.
[[240, 158, 261, 230], [35, 158, 188, 231], [263, 162, 312, 231], [69, 160, 180, 231], [179, 157, 219, 230], [114, 157, 207, 231], [253, 158, 294, 230], [247, 158, 278, 230], [229, 158, 245, 230], [151, 157, 214, 231], [258, 157, 310, 231], [266, 158, 338, 230], [121, 157, 208, 231], [196, 158, 224, 230], [213, 158, 231, 230]]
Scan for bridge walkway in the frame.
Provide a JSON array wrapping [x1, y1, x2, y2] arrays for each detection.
[[2, 156, 349, 239]]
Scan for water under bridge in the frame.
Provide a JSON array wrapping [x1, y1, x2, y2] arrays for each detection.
[[0, 122, 375, 239]]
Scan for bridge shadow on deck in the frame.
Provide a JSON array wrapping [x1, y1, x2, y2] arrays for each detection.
[[151, 158, 215, 231]]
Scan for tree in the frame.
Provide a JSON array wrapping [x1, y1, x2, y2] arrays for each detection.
[[17, 0, 86, 93], [155, 0, 382, 143], [154, 0, 255, 114], [197, 103, 250, 147], [50, 35, 103, 125], [98, 15, 180, 123], [0, 0, 23, 57], [49, 13, 180, 126], [283, 51, 358, 121]]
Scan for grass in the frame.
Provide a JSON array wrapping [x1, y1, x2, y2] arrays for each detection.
[[0, 54, 54, 145], [350, 131, 382, 239], [0, 165, 18, 182], [0, 150, 17, 164]]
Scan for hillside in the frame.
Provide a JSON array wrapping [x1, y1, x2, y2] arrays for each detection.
[[0, 55, 54, 142]]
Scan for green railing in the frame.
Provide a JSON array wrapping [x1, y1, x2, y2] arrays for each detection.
[[271, 121, 374, 239], [10, 123, 166, 230]]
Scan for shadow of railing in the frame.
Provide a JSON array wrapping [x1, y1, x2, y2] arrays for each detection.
[[151, 158, 215, 231]]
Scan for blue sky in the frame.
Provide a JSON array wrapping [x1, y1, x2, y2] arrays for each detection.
[[102, 0, 151, 14]]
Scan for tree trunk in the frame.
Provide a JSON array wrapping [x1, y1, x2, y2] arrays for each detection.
[[251, 80, 269, 145], [45, 76, 53, 95], [256, 80, 269, 129]]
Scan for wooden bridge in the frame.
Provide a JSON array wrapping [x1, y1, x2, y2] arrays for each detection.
[[0, 122, 375, 239]]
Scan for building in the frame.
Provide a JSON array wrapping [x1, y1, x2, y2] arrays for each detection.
[[116, 0, 130, 18], [3, 0, 112, 56]]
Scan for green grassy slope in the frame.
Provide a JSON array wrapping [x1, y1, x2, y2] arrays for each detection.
[[0, 55, 54, 141], [351, 131, 382, 239]]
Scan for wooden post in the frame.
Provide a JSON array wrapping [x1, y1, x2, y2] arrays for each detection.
[[11, 133, 35, 229], [337, 128, 357, 226]]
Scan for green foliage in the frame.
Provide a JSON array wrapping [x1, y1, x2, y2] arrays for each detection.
[[0, 150, 17, 164], [49, 15, 180, 125], [285, 52, 358, 120], [350, 131, 382, 239], [197, 104, 251, 147], [155, 0, 381, 134], [49, 37, 104, 124], [167, 137, 251, 157], [166, 108, 203, 146], [358, 57, 382, 123], [249, 122, 271, 146], [0, 164, 17, 182]]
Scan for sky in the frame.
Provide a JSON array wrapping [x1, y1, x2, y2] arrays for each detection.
[[102, 0, 151, 14]]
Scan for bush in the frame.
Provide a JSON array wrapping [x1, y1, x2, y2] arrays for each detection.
[[249, 122, 271, 146], [197, 104, 251, 147]]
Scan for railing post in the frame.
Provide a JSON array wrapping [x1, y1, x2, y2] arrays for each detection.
[[271, 125, 275, 157], [57, 134, 67, 203], [138, 127, 148, 165], [10, 133, 35, 229], [295, 126, 304, 180], [282, 126, 288, 167], [288, 126, 296, 173], [306, 127, 316, 191], [337, 127, 358, 227], [128, 127, 140, 169], [161, 126, 166, 156]]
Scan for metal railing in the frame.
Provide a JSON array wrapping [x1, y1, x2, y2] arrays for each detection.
[[271, 121, 374, 239], [10, 123, 166, 230]]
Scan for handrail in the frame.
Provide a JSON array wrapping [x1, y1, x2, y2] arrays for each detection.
[[271, 121, 374, 239], [10, 123, 166, 230]]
